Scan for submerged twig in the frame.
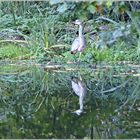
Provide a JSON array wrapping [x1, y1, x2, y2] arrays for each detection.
[[44, 65, 65, 71], [101, 81, 127, 94]]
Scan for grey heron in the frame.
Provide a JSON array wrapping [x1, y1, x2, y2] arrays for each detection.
[[71, 19, 86, 62]]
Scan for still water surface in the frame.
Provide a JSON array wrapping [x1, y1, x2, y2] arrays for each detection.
[[0, 62, 140, 138]]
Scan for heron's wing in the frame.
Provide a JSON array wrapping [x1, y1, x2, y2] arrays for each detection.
[[78, 36, 86, 52], [71, 37, 80, 53]]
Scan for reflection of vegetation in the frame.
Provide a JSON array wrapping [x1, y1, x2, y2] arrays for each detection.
[[0, 64, 140, 138], [0, 64, 29, 74]]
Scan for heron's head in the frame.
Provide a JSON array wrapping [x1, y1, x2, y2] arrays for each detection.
[[72, 19, 82, 25], [71, 76, 78, 82]]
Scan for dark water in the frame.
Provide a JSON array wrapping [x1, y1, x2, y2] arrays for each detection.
[[0, 62, 140, 139]]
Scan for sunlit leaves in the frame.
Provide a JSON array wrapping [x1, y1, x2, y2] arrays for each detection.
[[57, 3, 68, 13], [49, 0, 63, 5], [106, 0, 113, 8], [87, 5, 96, 14]]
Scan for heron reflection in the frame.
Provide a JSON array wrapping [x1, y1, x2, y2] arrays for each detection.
[[71, 76, 87, 115]]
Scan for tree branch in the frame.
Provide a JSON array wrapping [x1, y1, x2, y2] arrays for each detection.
[[96, 16, 118, 25]]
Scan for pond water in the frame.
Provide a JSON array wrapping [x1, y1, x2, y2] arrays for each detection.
[[0, 61, 140, 139]]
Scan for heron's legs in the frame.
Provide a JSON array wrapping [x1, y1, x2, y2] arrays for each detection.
[[77, 52, 82, 64], [73, 54, 77, 63]]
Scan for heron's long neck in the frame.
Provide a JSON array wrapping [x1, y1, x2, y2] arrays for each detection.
[[79, 25, 83, 37]]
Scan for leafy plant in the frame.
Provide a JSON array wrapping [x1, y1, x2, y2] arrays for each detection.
[[0, 44, 30, 59]]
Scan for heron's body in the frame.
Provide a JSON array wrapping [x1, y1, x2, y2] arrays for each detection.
[[71, 36, 86, 54], [71, 20, 86, 56]]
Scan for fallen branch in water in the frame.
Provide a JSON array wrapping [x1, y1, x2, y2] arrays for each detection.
[[101, 81, 127, 94], [113, 73, 140, 77], [44, 65, 65, 71]]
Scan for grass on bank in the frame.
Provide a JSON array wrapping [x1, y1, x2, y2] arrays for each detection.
[[0, 42, 139, 64], [0, 43, 30, 60]]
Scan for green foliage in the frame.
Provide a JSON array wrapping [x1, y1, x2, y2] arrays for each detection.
[[84, 47, 109, 62], [0, 65, 28, 74], [0, 44, 30, 59], [0, 1, 140, 62]]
